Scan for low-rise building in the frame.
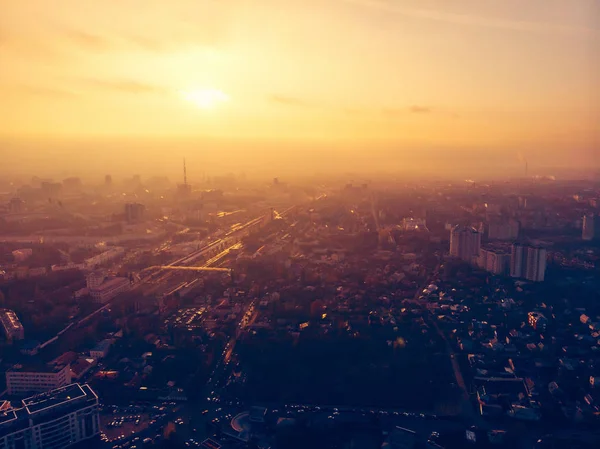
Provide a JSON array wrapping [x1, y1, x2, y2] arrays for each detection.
[[89, 277, 131, 304], [6, 363, 72, 396], [0, 309, 24, 343], [89, 339, 114, 359], [0, 383, 100, 449], [528, 312, 548, 332], [84, 247, 125, 269]]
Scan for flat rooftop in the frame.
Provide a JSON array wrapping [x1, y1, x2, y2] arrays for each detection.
[[0, 309, 23, 331], [22, 383, 87, 414], [8, 362, 68, 374], [0, 410, 17, 426]]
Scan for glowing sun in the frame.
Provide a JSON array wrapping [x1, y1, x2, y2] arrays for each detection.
[[180, 88, 229, 109]]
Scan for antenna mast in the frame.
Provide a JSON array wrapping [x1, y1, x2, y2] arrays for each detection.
[[183, 158, 188, 186]]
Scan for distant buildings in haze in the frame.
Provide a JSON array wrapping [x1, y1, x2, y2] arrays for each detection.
[[487, 220, 520, 240], [125, 202, 145, 223]]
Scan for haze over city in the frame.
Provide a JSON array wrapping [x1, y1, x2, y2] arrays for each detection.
[[1, 0, 599, 179]]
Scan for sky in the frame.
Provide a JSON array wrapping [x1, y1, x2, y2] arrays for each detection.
[[1, 0, 599, 176]]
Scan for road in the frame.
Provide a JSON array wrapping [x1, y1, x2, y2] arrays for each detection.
[[412, 262, 485, 427]]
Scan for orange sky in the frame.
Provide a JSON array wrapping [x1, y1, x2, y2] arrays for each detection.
[[1, 0, 599, 169]]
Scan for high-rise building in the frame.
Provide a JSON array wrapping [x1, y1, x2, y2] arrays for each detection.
[[124, 202, 145, 223], [582, 214, 599, 241], [449, 226, 481, 262], [104, 174, 112, 187], [511, 244, 546, 282], [0, 383, 100, 449], [8, 198, 24, 213], [477, 248, 510, 275]]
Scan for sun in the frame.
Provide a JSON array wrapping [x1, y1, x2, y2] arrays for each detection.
[[180, 88, 229, 109]]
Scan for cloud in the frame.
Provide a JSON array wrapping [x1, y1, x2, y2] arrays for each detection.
[[269, 94, 310, 107], [81, 79, 167, 94], [62, 29, 111, 50], [342, 0, 600, 37], [382, 105, 433, 116], [409, 105, 432, 114], [121, 35, 166, 52], [18, 85, 77, 98]]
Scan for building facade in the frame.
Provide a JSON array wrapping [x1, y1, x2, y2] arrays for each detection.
[[449, 226, 481, 262], [125, 203, 145, 223], [487, 220, 520, 241], [0, 383, 100, 449], [582, 214, 599, 241], [510, 244, 546, 282], [6, 364, 72, 396], [477, 248, 510, 275]]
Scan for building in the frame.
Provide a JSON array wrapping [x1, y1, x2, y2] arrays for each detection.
[[449, 226, 481, 262], [89, 340, 113, 359], [84, 247, 125, 269], [11, 249, 32, 263], [488, 220, 519, 240], [0, 383, 100, 449], [89, 277, 131, 304], [8, 198, 24, 214], [125, 203, 145, 223], [477, 248, 510, 275], [510, 244, 546, 282], [62, 177, 82, 191], [40, 181, 62, 197], [582, 214, 600, 241], [86, 271, 105, 290], [6, 363, 72, 396], [0, 309, 25, 343], [528, 312, 548, 331]]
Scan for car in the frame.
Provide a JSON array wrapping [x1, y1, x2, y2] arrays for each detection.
[[201, 410, 209, 415]]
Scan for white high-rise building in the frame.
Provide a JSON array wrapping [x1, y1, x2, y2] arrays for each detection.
[[511, 244, 546, 282], [450, 226, 481, 262], [526, 246, 547, 282]]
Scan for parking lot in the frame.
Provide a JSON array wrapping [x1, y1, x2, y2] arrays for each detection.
[[99, 402, 181, 446]]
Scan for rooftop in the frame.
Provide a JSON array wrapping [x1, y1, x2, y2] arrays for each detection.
[[23, 383, 87, 414], [8, 362, 68, 374], [92, 339, 113, 352], [0, 309, 23, 332], [90, 277, 130, 292]]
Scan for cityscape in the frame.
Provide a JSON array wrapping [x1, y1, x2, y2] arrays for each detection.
[[1, 1, 600, 449], [1, 169, 600, 449]]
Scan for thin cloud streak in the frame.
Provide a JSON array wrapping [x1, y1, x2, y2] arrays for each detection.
[[342, 0, 600, 37], [62, 29, 110, 50], [409, 105, 431, 114], [17, 85, 78, 98], [81, 79, 167, 94], [382, 106, 433, 117], [269, 95, 311, 107]]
